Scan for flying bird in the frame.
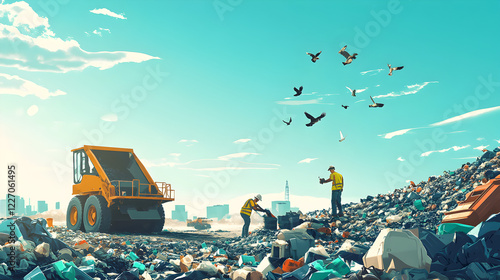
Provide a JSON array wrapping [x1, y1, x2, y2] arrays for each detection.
[[346, 86, 367, 97], [342, 105, 349, 109], [339, 45, 358, 65], [346, 86, 357, 96], [388, 64, 404, 76], [369, 96, 384, 108], [283, 117, 292, 125], [339, 131, 345, 142], [293, 86, 303, 96], [306, 51, 322, 63], [305, 112, 326, 127]]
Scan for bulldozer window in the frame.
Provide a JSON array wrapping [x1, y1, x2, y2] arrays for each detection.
[[73, 150, 86, 184], [90, 150, 149, 184]]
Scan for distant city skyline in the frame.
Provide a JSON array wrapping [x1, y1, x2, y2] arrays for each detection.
[[0, 195, 59, 218]]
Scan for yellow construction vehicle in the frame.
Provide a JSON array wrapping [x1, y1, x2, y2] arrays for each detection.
[[187, 218, 212, 230], [66, 145, 175, 233]]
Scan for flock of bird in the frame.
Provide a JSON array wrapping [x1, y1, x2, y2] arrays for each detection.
[[283, 45, 405, 142]]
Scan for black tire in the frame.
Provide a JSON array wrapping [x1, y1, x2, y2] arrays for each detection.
[[151, 205, 165, 233], [83, 195, 111, 233], [66, 196, 87, 231]]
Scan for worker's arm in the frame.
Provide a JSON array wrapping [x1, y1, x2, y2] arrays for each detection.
[[321, 177, 332, 184], [253, 204, 265, 212]]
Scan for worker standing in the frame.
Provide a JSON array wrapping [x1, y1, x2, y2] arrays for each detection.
[[320, 166, 344, 217], [240, 194, 265, 238]]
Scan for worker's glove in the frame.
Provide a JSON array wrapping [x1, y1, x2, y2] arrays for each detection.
[[319, 178, 326, 184]]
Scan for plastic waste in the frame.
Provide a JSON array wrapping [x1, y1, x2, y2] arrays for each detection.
[[23, 266, 46, 280], [326, 257, 350, 275], [363, 229, 432, 273], [437, 223, 474, 235]]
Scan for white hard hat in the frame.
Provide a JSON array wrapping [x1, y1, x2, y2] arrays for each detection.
[[255, 194, 262, 201]]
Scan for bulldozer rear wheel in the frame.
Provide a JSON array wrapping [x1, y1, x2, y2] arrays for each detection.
[[151, 205, 165, 233], [83, 195, 111, 233], [66, 196, 87, 231]]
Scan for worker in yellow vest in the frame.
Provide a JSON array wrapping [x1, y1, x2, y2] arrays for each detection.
[[320, 166, 344, 217], [240, 194, 265, 237]]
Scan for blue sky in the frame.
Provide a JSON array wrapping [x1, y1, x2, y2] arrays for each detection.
[[0, 0, 499, 218]]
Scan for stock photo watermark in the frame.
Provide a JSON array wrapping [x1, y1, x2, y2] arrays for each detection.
[[213, 0, 243, 21], [385, 74, 500, 189], [341, 0, 403, 52], [190, 107, 291, 211], [51, 64, 169, 182]]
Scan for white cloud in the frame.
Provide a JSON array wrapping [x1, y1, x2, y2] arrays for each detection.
[[178, 140, 198, 147], [431, 106, 500, 127], [0, 73, 66, 99], [101, 113, 118, 122], [360, 69, 384, 76], [277, 98, 324, 106], [374, 81, 438, 99], [92, 27, 111, 37], [90, 8, 126, 19], [354, 99, 366, 103], [218, 152, 259, 161], [301, 92, 318, 96], [234, 139, 251, 144], [0, 2, 157, 73], [474, 145, 489, 151], [144, 152, 278, 172], [448, 130, 467, 134], [298, 158, 317, 164], [0, 2, 54, 36], [320, 93, 339, 96], [178, 139, 198, 143], [477, 138, 485, 141], [421, 145, 470, 157], [170, 153, 181, 157], [27, 104, 38, 116], [181, 166, 277, 171], [496, 140, 500, 144], [379, 128, 415, 139], [397, 157, 405, 162]]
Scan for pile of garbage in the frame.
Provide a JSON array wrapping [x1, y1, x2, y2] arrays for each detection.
[[0, 148, 499, 280]]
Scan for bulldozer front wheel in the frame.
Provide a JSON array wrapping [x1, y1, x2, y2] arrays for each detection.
[[83, 195, 111, 233], [66, 196, 87, 231]]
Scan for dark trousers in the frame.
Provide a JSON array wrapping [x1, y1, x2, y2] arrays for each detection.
[[241, 213, 251, 237], [331, 190, 342, 216]]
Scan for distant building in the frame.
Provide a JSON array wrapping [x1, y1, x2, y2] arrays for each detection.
[[207, 204, 230, 221], [271, 201, 291, 216], [171, 205, 188, 222], [290, 207, 300, 213], [55, 202, 60, 210], [37, 201, 48, 214], [15, 196, 25, 216], [25, 205, 33, 216]]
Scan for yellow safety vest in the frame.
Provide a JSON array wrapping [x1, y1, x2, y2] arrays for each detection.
[[240, 198, 256, 216], [330, 172, 344, 190]]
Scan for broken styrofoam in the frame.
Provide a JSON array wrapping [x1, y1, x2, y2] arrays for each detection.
[[363, 228, 432, 273]]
